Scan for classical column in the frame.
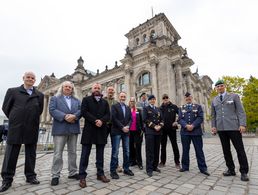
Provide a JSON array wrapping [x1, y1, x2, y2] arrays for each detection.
[[124, 69, 133, 99], [186, 73, 193, 95], [149, 57, 159, 104], [175, 63, 184, 106]]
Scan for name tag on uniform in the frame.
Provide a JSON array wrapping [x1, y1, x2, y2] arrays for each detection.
[[226, 100, 234, 104]]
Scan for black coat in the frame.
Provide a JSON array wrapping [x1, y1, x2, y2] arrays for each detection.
[[81, 95, 110, 144], [111, 103, 132, 136], [2, 85, 44, 144], [143, 105, 164, 135], [160, 102, 178, 129]]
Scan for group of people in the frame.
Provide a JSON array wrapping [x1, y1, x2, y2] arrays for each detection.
[[0, 72, 250, 192]]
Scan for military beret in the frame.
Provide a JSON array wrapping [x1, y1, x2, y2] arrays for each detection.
[[184, 92, 191, 97], [148, 95, 156, 101], [140, 92, 146, 97], [215, 79, 225, 86]]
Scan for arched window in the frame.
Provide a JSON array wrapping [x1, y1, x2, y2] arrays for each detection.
[[135, 38, 140, 46], [143, 34, 148, 43], [150, 30, 156, 39], [138, 72, 151, 86]]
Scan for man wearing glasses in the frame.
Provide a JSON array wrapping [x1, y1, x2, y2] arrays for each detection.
[[211, 80, 249, 181], [159, 94, 180, 169]]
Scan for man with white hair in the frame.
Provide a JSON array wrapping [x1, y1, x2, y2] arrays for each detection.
[[49, 81, 81, 186], [0, 72, 44, 192]]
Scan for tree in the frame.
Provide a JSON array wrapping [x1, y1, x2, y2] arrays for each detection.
[[242, 76, 258, 131]]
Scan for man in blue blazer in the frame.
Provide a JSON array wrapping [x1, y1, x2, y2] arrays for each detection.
[[178, 92, 209, 176], [49, 81, 81, 186], [110, 92, 134, 179]]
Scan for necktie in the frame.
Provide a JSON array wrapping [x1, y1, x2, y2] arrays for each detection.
[[220, 95, 223, 101]]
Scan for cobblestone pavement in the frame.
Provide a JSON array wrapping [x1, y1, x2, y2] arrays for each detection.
[[0, 137, 258, 195]]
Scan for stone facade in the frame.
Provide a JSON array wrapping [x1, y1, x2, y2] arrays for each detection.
[[37, 13, 213, 129]]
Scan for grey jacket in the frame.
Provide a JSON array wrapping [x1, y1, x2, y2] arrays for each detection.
[[211, 92, 246, 131]]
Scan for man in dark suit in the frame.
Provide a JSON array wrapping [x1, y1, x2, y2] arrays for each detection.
[[178, 92, 209, 176], [211, 80, 249, 181], [79, 83, 110, 188], [0, 71, 44, 192], [143, 95, 164, 177], [110, 92, 134, 179], [49, 81, 81, 186]]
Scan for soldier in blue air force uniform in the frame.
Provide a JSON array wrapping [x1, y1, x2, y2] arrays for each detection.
[[178, 92, 210, 176]]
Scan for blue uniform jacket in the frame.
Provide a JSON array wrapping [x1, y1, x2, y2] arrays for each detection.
[[49, 95, 81, 136], [178, 103, 204, 135]]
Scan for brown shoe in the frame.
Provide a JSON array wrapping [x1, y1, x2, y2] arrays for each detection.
[[97, 175, 110, 183], [79, 179, 87, 188]]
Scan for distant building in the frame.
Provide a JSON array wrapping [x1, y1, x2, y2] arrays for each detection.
[[38, 13, 213, 129]]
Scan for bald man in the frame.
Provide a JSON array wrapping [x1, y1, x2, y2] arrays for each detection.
[[0, 72, 44, 192]]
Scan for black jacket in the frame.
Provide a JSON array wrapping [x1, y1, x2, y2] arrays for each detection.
[[80, 95, 110, 144], [111, 103, 132, 136], [160, 102, 178, 129], [2, 85, 44, 144], [143, 105, 164, 135]]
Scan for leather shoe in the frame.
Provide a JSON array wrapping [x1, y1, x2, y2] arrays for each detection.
[[97, 175, 110, 183], [0, 182, 12, 192], [138, 165, 143, 170], [51, 177, 59, 186], [124, 170, 134, 176], [179, 168, 189, 172], [26, 178, 40, 185], [110, 172, 119, 179], [153, 168, 161, 173], [79, 179, 87, 188], [223, 170, 236, 176], [68, 173, 80, 180], [241, 173, 249, 181], [147, 171, 153, 177], [200, 170, 210, 176]]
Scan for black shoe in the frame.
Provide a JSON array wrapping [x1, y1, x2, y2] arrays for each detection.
[[124, 169, 134, 176], [179, 168, 189, 172], [51, 178, 59, 186], [153, 168, 161, 173], [68, 173, 80, 180], [110, 172, 119, 179], [130, 162, 137, 166], [158, 162, 165, 168], [0, 182, 12, 192], [241, 173, 249, 181], [147, 171, 153, 177], [26, 178, 40, 185], [138, 164, 143, 170], [223, 170, 236, 176], [200, 170, 210, 176]]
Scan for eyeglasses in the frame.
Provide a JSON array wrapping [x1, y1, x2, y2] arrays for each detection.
[[162, 97, 169, 100]]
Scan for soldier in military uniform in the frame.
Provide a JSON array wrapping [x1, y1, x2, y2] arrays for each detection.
[[211, 80, 249, 181], [178, 92, 210, 176], [143, 95, 164, 177]]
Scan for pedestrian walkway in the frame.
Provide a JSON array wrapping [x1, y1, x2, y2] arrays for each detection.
[[0, 137, 257, 195]]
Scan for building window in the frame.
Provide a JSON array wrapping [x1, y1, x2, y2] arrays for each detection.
[[143, 34, 147, 42], [119, 83, 125, 92], [138, 72, 151, 86], [150, 30, 156, 39], [136, 38, 140, 46]]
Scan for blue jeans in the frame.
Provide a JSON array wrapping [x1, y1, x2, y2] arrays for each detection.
[[110, 134, 130, 172]]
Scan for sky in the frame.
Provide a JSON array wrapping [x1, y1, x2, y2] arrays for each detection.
[[0, 0, 257, 115]]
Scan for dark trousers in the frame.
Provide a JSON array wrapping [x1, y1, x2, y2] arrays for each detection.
[[79, 144, 105, 179], [129, 131, 143, 166], [181, 135, 207, 172], [145, 134, 161, 172], [218, 131, 249, 174], [1, 144, 37, 183], [160, 128, 180, 165]]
